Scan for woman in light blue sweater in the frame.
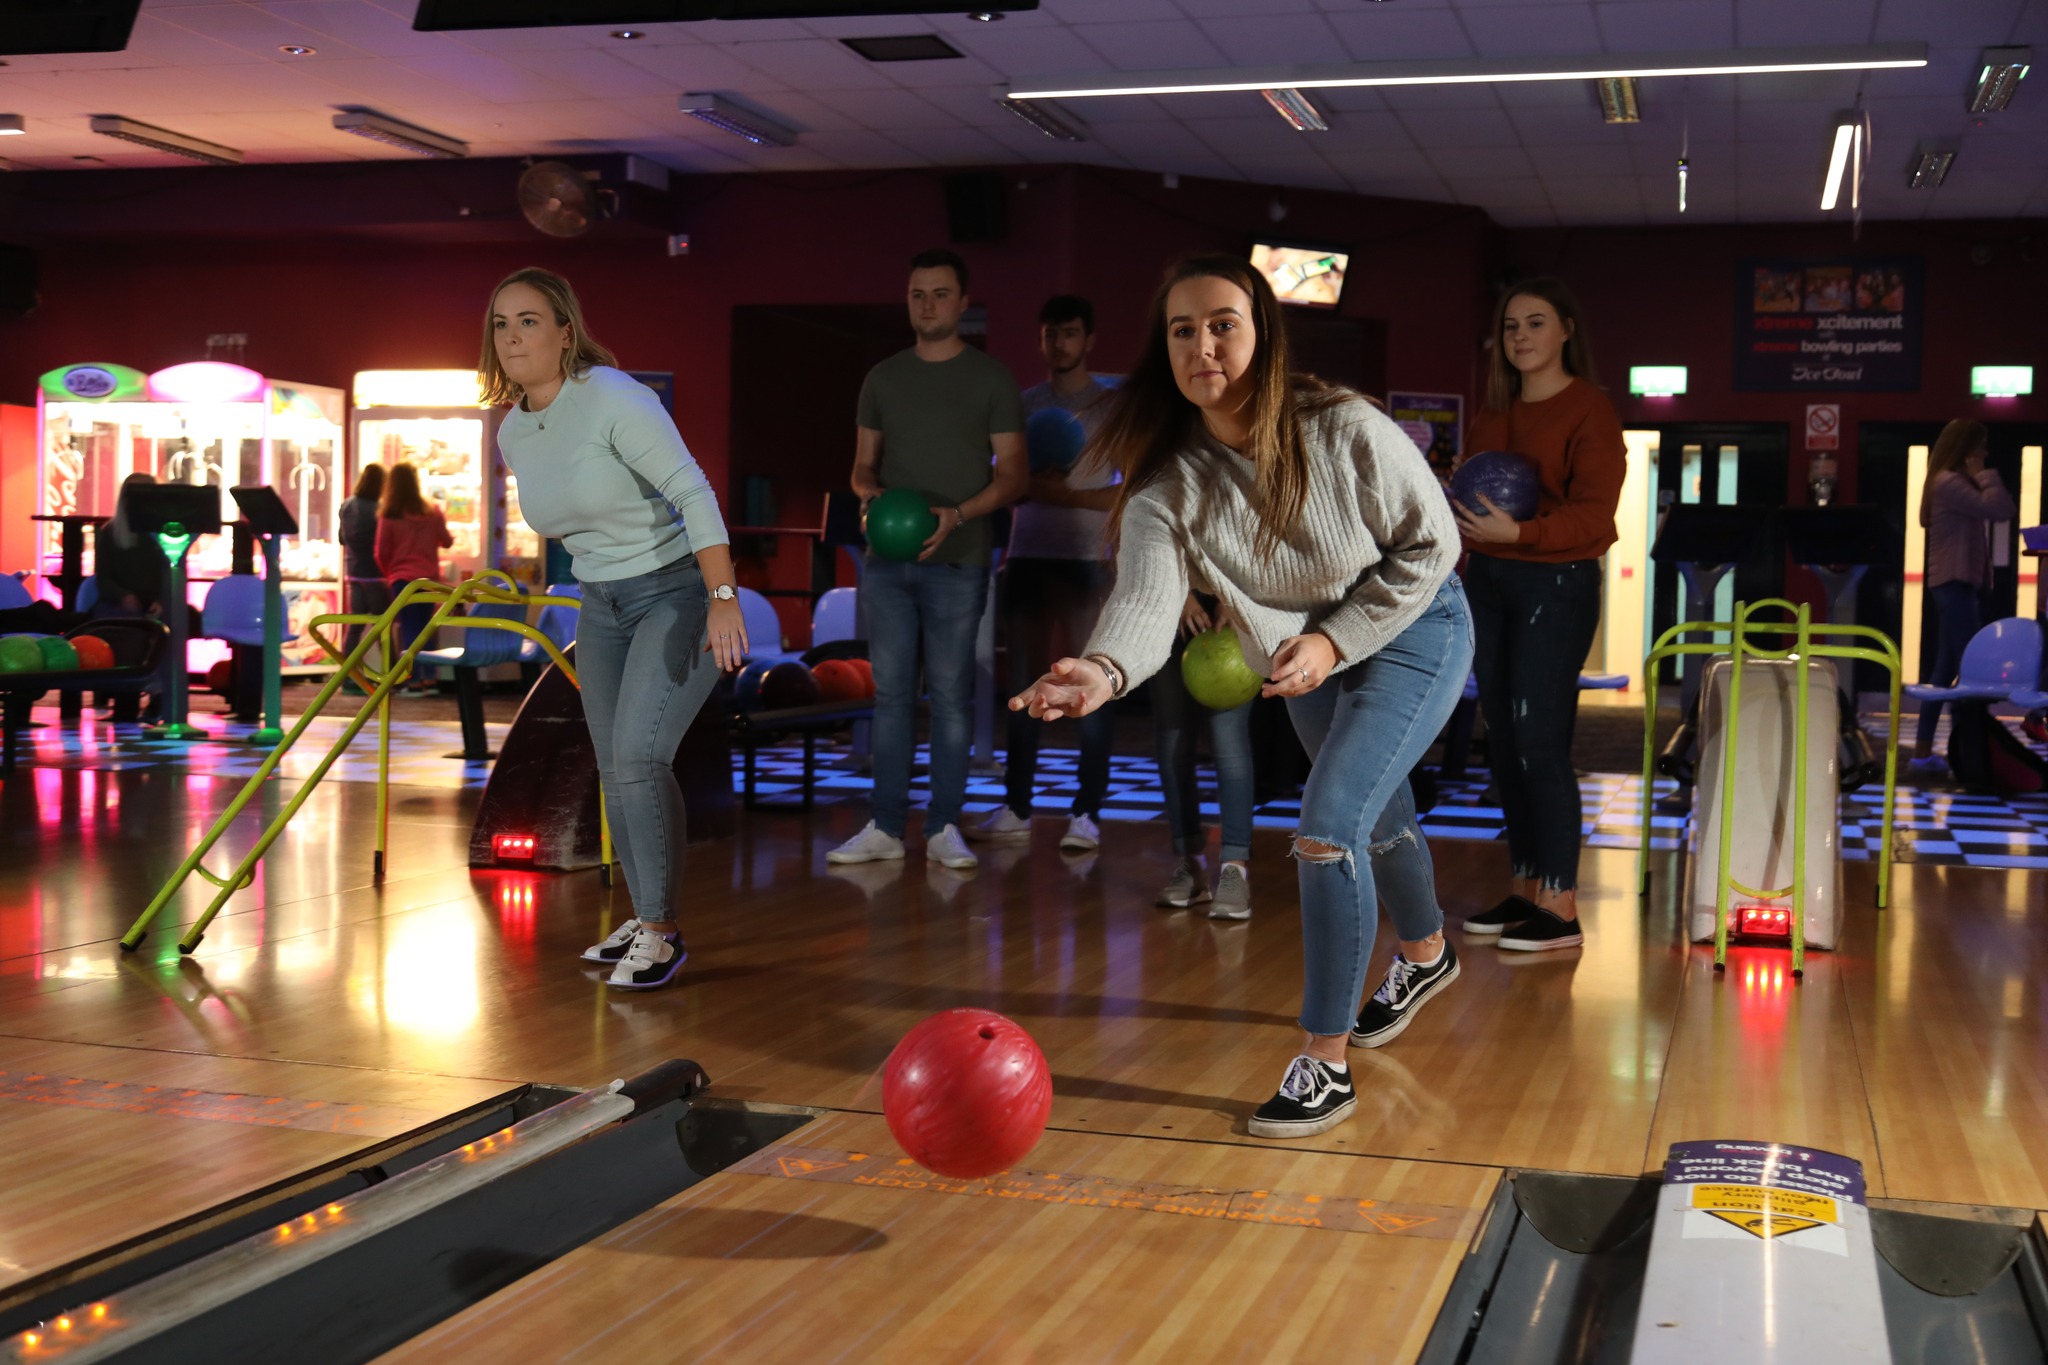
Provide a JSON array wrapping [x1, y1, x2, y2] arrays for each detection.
[[488, 267, 747, 991], [1013, 256, 1471, 1140]]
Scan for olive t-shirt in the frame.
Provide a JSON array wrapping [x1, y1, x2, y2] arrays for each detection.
[[856, 345, 1025, 566]]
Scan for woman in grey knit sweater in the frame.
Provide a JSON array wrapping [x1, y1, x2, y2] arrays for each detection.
[[1012, 256, 1473, 1139]]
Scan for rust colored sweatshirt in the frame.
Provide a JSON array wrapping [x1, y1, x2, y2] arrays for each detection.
[[1464, 377, 1626, 564]]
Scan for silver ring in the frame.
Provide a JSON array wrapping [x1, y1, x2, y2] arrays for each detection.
[[1299, 667, 1308, 680]]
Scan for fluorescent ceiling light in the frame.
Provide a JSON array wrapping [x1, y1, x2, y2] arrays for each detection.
[[1907, 145, 1953, 189], [88, 116, 242, 165], [1004, 43, 1925, 101], [1261, 88, 1328, 132], [1968, 47, 2030, 113], [678, 93, 793, 148], [1596, 77, 1639, 123], [1819, 117, 1857, 211], [996, 95, 1084, 143], [332, 110, 467, 158]]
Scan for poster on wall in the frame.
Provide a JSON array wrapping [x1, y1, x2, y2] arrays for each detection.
[[1734, 258, 1922, 392], [1387, 392, 1463, 476]]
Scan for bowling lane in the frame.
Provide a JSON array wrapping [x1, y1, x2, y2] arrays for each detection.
[[374, 1109, 1501, 1365], [1848, 862, 2048, 1208], [0, 1036, 515, 1296]]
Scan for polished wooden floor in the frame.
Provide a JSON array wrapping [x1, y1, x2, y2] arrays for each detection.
[[4, 720, 2048, 1360]]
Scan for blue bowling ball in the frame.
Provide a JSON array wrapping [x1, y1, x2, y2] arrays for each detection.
[[732, 658, 775, 712], [1451, 450, 1540, 522], [1026, 407, 1088, 475]]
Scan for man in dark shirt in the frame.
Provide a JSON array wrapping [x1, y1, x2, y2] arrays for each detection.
[[828, 248, 1026, 872]]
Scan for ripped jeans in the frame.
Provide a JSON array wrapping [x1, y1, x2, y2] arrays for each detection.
[[1465, 554, 1603, 894], [1285, 580, 1472, 1037]]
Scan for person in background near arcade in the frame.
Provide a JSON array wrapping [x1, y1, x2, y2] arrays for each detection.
[[1454, 277, 1626, 954], [488, 266, 747, 991], [1912, 419, 2015, 772]]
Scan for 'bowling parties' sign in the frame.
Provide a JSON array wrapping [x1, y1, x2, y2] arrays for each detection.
[[1733, 257, 1922, 393]]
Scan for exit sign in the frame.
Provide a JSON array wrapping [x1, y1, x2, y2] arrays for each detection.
[[1630, 366, 1688, 397], [1972, 365, 2033, 397]]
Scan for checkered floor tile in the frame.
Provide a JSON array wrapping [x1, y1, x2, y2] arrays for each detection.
[[14, 706, 2048, 871]]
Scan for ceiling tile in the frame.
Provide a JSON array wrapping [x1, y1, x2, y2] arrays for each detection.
[[1326, 9, 1476, 62], [1072, 21, 1232, 71], [256, 1, 466, 59], [1733, 0, 1878, 45], [1400, 105, 1522, 146], [1192, 13, 1346, 66], [1463, 5, 1607, 57], [607, 42, 761, 91], [955, 24, 1106, 77], [1592, 1, 1738, 51], [1428, 144, 1537, 177], [1043, 0, 1187, 22], [720, 39, 894, 90]]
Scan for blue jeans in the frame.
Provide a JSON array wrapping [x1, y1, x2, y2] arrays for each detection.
[[1001, 558, 1115, 818], [1151, 637, 1255, 862], [1916, 581, 1989, 750], [574, 554, 720, 922], [864, 555, 990, 838], [1287, 580, 1472, 1037]]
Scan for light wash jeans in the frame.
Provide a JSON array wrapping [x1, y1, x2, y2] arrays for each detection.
[[1151, 636, 1256, 862], [1285, 580, 1473, 1036], [863, 554, 990, 838], [574, 554, 720, 922]]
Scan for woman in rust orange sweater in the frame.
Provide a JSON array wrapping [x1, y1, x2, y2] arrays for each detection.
[[1454, 278, 1625, 952]]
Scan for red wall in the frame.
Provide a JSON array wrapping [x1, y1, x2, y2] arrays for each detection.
[[1502, 220, 2048, 501]]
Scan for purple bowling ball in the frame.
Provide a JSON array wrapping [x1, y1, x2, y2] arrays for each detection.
[[1450, 450, 1540, 522]]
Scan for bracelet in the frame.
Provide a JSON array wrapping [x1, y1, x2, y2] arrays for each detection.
[[1085, 653, 1125, 698]]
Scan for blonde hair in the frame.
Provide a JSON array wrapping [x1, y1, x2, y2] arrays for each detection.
[[1920, 419, 1989, 527], [478, 267, 618, 406]]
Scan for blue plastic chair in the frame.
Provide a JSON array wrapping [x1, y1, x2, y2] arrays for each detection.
[[417, 601, 530, 760], [517, 583, 581, 666], [202, 575, 297, 648], [812, 587, 859, 646], [1904, 617, 2043, 705], [1579, 673, 1629, 691], [737, 586, 794, 662], [0, 574, 32, 611]]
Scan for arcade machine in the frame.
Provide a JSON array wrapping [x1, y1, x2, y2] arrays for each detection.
[[349, 370, 539, 588]]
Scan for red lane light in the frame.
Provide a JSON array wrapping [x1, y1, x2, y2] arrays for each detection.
[[493, 833, 537, 861], [1738, 906, 1793, 936]]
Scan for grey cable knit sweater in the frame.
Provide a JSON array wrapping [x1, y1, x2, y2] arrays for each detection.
[[1085, 392, 1460, 688]]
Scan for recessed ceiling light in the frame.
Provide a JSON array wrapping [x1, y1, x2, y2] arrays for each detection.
[[610, 30, 646, 40], [996, 95, 1084, 142], [1596, 76, 1640, 123], [1968, 46, 2030, 113], [0, 116, 23, 136], [279, 44, 315, 56], [1261, 88, 1328, 131], [967, 10, 1004, 19], [1907, 144, 1955, 188], [89, 116, 243, 165], [1005, 42, 1925, 101]]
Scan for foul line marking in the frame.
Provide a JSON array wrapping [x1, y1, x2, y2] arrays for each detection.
[[0, 1070, 444, 1135], [730, 1144, 1473, 1240]]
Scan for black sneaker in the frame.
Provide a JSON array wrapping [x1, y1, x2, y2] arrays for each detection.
[[1497, 908, 1584, 952], [606, 928, 687, 989], [1462, 895, 1538, 937], [1352, 941, 1460, 1048], [1248, 1056, 1357, 1139]]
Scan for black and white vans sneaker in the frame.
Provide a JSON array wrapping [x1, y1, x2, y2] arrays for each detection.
[[1462, 895, 1539, 937], [1352, 941, 1460, 1048], [606, 927, 687, 989], [1247, 1055, 1357, 1139], [581, 919, 642, 964], [1497, 908, 1584, 952]]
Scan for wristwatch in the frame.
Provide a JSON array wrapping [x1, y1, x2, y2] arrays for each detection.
[[710, 584, 737, 602]]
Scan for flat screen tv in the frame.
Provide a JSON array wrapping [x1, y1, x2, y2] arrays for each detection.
[[1250, 242, 1348, 309]]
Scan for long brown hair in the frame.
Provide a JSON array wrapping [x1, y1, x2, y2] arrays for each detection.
[[478, 266, 618, 406], [1099, 254, 1353, 555], [351, 462, 385, 502], [379, 462, 427, 520], [1920, 419, 1989, 526], [1483, 276, 1599, 412]]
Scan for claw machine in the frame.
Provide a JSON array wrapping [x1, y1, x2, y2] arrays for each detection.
[[349, 370, 538, 587], [37, 360, 347, 668]]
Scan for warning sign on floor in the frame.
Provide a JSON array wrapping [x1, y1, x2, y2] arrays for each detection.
[[1688, 1183, 1838, 1223], [1704, 1210, 1824, 1239]]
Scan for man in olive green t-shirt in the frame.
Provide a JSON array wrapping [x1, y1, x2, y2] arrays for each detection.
[[828, 247, 1027, 872]]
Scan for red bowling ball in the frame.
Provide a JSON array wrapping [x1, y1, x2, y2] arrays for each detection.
[[882, 1008, 1052, 1180]]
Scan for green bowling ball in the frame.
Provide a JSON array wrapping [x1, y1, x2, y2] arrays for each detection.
[[36, 636, 80, 671], [0, 635, 48, 674], [1180, 628, 1263, 710], [866, 488, 939, 563]]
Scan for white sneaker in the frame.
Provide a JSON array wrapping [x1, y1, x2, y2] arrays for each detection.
[[826, 821, 906, 864], [606, 927, 686, 990], [1210, 863, 1251, 920], [966, 807, 1032, 843], [926, 823, 979, 870], [1061, 813, 1101, 851]]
